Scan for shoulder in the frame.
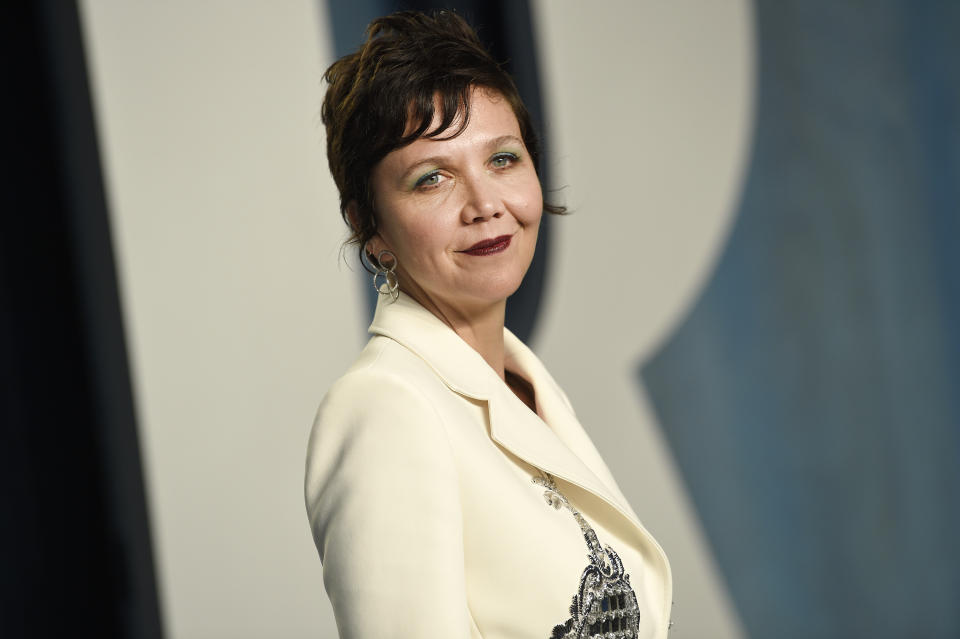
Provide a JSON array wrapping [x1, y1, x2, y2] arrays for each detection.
[[313, 335, 448, 438], [306, 335, 454, 460], [304, 335, 459, 541], [303, 342, 473, 636]]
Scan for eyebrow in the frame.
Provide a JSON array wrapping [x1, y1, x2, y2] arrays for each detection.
[[399, 134, 525, 183]]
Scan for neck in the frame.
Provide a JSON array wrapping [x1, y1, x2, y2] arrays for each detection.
[[404, 288, 508, 380]]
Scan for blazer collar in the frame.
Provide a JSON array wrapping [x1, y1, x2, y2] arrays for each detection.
[[369, 291, 498, 399], [368, 293, 643, 529]]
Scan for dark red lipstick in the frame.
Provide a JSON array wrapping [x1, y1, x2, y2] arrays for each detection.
[[461, 234, 512, 256]]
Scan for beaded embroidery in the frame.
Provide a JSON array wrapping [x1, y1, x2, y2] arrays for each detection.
[[533, 474, 641, 639]]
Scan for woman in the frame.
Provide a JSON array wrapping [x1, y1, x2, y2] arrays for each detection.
[[305, 10, 672, 639]]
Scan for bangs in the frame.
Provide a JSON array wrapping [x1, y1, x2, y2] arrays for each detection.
[[396, 82, 475, 146]]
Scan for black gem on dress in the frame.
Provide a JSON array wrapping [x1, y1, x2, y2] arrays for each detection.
[[534, 475, 641, 639]]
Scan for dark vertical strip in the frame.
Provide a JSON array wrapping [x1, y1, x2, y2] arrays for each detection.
[[1, 2, 163, 637], [323, 0, 553, 343], [901, 2, 960, 422], [41, 3, 165, 637]]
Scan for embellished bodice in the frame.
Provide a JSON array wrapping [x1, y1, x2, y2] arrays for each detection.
[[533, 474, 642, 639]]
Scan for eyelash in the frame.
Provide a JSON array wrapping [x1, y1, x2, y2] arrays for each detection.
[[413, 152, 522, 190]]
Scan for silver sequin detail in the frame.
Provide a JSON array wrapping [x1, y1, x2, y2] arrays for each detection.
[[534, 474, 642, 639]]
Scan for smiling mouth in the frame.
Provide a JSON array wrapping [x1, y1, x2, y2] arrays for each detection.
[[460, 234, 512, 256]]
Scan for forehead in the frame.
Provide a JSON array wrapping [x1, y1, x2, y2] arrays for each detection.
[[404, 86, 513, 134], [389, 89, 523, 163]]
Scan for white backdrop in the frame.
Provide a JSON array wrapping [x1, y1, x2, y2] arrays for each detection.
[[80, 1, 752, 636], [531, 2, 753, 637], [80, 1, 347, 636]]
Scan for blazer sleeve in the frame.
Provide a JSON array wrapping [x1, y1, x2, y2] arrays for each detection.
[[304, 368, 471, 638]]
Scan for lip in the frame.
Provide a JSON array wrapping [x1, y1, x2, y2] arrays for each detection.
[[460, 234, 513, 256]]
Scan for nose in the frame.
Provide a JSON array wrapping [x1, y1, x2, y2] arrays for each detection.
[[460, 174, 504, 224]]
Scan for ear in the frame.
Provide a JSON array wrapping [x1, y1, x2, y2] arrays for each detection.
[[365, 234, 387, 259]]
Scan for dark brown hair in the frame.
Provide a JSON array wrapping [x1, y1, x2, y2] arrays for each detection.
[[321, 9, 563, 268]]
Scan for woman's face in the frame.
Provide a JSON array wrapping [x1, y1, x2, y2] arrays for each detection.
[[366, 87, 543, 316]]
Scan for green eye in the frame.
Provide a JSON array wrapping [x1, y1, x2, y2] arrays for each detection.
[[415, 171, 441, 188], [491, 152, 519, 168]]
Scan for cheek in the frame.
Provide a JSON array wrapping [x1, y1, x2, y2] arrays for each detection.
[[385, 215, 453, 268], [518, 178, 544, 227]]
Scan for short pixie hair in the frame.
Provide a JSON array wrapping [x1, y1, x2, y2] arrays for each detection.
[[321, 10, 562, 267]]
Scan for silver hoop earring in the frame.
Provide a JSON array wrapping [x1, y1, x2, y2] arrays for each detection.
[[371, 249, 399, 302]]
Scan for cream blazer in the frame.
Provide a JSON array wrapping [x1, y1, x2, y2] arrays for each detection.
[[305, 293, 672, 638]]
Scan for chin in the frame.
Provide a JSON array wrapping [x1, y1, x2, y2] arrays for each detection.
[[472, 270, 528, 303]]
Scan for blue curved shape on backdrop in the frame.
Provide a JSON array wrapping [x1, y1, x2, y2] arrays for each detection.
[[641, 1, 960, 637]]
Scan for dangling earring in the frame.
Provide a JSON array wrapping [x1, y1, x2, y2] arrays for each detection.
[[371, 249, 399, 301]]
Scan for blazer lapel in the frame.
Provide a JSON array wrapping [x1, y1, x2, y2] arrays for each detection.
[[485, 388, 641, 524], [368, 293, 644, 532], [499, 330, 645, 528]]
